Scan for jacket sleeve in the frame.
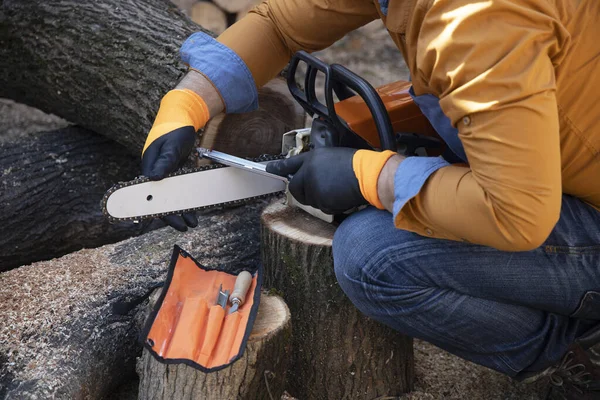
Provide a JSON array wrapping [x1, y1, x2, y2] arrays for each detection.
[[392, 0, 568, 251], [181, 0, 378, 113]]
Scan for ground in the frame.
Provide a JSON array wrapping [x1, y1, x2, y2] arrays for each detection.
[[1, 20, 548, 400]]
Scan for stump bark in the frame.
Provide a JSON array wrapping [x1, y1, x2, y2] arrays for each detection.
[[137, 293, 292, 400], [0, 201, 271, 399], [0, 0, 305, 157], [261, 200, 415, 399], [0, 126, 149, 271]]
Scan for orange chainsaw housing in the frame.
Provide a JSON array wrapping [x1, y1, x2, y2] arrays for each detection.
[[142, 246, 261, 371], [334, 80, 442, 151]]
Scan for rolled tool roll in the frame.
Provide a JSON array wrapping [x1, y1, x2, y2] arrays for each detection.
[[142, 246, 262, 372]]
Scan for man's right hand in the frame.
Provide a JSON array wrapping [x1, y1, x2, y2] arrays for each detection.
[[141, 89, 210, 232]]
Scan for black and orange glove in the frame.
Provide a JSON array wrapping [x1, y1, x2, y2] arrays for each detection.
[[141, 89, 210, 231], [266, 148, 397, 214]]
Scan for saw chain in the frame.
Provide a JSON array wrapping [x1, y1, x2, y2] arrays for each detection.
[[101, 153, 285, 223]]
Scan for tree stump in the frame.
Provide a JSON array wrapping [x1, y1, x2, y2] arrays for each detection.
[[137, 293, 292, 400], [261, 200, 415, 399]]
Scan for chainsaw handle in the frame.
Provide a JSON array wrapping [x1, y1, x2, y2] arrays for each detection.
[[327, 64, 396, 151], [287, 51, 396, 151], [287, 51, 331, 118]]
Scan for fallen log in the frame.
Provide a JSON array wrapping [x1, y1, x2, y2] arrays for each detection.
[[137, 293, 292, 400], [0, 126, 148, 271], [0, 200, 271, 399], [261, 200, 415, 399], [0, 0, 304, 157]]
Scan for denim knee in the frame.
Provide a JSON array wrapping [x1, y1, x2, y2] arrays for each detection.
[[332, 208, 401, 309], [334, 209, 379, 277]]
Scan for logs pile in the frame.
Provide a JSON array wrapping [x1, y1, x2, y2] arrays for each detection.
[[172, 0, 263, 34], [0, 0, 417, 398], [0, 0, 304, 271]]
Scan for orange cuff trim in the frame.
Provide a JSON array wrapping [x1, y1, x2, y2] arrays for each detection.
[[353, 150, 397, 210], [142, 89, 210, 155]]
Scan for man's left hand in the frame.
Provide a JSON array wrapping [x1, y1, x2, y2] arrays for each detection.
[[266, 147, 397, 214]]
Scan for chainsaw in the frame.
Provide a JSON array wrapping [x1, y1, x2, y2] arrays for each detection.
[[102, 51, 445, 223]]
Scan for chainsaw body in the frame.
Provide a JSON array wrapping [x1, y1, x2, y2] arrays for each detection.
[[286, 51, 445, 157]]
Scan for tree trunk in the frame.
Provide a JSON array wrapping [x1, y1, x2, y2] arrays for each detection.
[[0, 200, 272, 400], [137, 293, 292, 400], [0, 126, 150, 271], [261, 200, 415, 399], [0, 0, 305, 157]]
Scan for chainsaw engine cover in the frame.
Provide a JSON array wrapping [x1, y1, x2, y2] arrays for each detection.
[[141, 246, 262, 372]]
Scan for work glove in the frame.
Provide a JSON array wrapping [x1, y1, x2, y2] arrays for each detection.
[[141, 89, 210, 231], [266, 147, 397, 214]]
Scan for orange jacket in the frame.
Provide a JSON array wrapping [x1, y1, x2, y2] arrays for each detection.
[[215, 0, 600, 251]]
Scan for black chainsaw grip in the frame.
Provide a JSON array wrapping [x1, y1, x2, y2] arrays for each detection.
[[327, 64, 396, 151], [286, 51, 396, 151], [287, 52, 331, 118]]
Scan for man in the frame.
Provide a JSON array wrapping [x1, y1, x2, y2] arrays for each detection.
[[140, 0, 600, 397]]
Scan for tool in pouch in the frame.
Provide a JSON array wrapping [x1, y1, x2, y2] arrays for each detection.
[[142, 246, 259, 371], [102, 50, 444, 223]]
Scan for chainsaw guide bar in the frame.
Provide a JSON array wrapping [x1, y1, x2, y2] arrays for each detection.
[[101, 154, 285, 223]]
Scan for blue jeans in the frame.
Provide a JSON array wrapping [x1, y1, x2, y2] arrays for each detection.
[[333, 194, 600, 379]]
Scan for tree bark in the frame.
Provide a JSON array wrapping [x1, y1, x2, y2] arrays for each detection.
[[0, 200, 272, 400], [0, 0, 304, 157], [261, 200, 415, 399], [137, 293, 292, 400], [0, 126, 151, 271]]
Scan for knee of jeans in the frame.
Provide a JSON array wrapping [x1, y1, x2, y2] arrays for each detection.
[[333, 207, 433, 294], [333, 208, 392, 296]]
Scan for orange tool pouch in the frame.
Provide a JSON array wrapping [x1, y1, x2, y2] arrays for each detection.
[[141, 246, 261, 372]]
